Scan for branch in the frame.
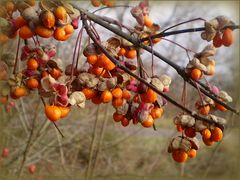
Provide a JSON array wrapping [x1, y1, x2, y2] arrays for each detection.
[[141, 25, 240, 42], [81, 14, 222, 124], [75, 8, 239, 115]]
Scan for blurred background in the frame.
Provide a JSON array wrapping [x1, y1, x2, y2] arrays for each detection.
[[0, 1, 239, 180]]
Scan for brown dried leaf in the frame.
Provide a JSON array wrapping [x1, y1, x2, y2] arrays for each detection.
[[218, 91, 232, 102]]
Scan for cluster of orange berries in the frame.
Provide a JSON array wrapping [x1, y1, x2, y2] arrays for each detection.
[[170, 126, 223, 163], [113, 89, 164, 128], [171, 114, 224, 163], [213, 28, 233, 48], [79, 42, 166, 127], [17, 6, 75, 41], [190, 29, 234, 81], [91, 0, 115, 7], [0, 0, 35, 44], [168, 136, 198, 163]]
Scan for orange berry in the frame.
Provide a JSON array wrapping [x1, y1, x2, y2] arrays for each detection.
[[15, 16, 27, 29], [222, 28, 233, 47], [199, 105, 210, 115], [54, 28, 66, 41], [14, 87, 28, 98], [89, 66, 105, 76], [54, 6, 67, 21], [172, 149, 188, 163], [122, 89, 131, 100], [141, 115, 154, 128], [26, 78, 39, 89], [201, 128, 211, 139], [188, 149, 197, 158], [140, 88, 157, 103], [143, 15, 153, 27], [112, 98, 124, 107], [50, 68, 62, 80], [207, 64, 215, 76], [112, 88, 123, 99], [191, 68, 202, 80], [41, 71, 49, 77], [58, 106, 70, 118], [211, 127, 223, 142], [87, 55, 98, 65], [113, 112, 124, 122], [150, 107, 163, 119], [82, 88, 97, 100], [152, 31, 161, 44], [213, 33, 222, 48], [117, 47, 126, 56], [41, 10, 55, 29], [215, 103, 227, 112], [91, 95, 102, 104], [100, 90, 112, 103], [121, 117, 129, 127], [64, 24, 74, 34], [19, 26, 34, 39], [35, 25, 54, 38], [202, 136, 214, 146], [184, 127, 196, 138], [125, 49, 137, 59], [98, 54, 115, 70], [27, 58, 39, 70], [44, 105, 61, 122]]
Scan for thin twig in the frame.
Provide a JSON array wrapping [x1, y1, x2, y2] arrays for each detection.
[[85, 105, 101, 180], [18, 100, 41, 179], [13, 37, 21, 74]]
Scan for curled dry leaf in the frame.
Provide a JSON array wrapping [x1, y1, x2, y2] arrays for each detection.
[[218, 91, 232, 102], [83, 43, 101, 57], [78, 72, 99, 89], [97, 79, 107, 91], [186, 57, 207, 73], [174, 114, 195, 127], [41, 75, 57, 91], [131, 6, 144, 26], [151, 77, 164, 92], [168, 136, 192, 153], [199, 44, 216, 57], [21, 7, 39, 25], [195, 120, 208, 132], [106, 77, 117, 89], [185, 137, 200, 150], [159, 74, 172, 87], [209, 114, 226, 126], [116, 101, 128, 115], [68, 91, 86, 108]]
